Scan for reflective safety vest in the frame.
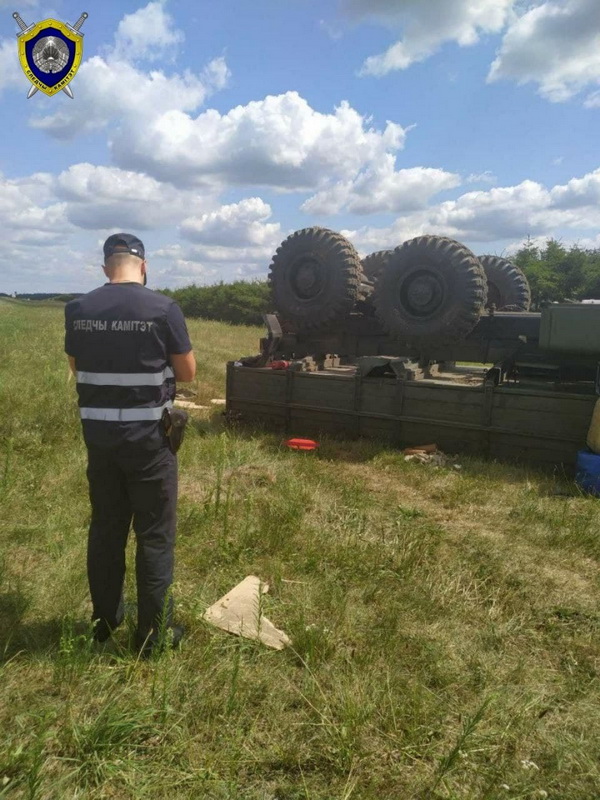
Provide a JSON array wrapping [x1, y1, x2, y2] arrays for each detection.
[[65, 282, 192, 450]]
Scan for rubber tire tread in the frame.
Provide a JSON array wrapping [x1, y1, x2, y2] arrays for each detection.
[[269, 227, 362, 331], [374, 236, 487, 342], [478, 255, 531, 311], [362, 250, 393, 282]]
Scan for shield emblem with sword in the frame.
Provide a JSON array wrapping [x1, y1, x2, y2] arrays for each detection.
[[13, 11, 88, 99]]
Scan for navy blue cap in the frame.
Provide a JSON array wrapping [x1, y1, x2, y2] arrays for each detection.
[[103, 233, 145, 261]]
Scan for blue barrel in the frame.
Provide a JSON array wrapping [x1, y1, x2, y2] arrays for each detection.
[[576, 449, 600, 496]]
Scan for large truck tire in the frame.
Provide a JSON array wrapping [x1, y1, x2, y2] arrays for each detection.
[[362, 250, 393, 282], [374, 236, 487, 342], [269, 227, 362, 331], [478, 255, 531, 311]]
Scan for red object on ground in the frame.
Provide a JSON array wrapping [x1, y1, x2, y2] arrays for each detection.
[[269, 360, 292, 370], [285, 438, 320, 451]]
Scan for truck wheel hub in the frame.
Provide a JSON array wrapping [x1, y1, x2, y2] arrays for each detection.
[[401, 272, 444, 317], [291, 259, 324, 300]]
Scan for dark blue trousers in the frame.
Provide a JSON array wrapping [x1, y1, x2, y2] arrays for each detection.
[[86, 444, 177, 645]]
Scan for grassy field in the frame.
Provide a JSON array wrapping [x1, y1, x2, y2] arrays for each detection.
[[1, 298, 600, 800]]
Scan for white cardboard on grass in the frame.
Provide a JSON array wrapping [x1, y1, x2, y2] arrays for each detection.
[[174, 400, 209, 410], [203, 575, 291, 650]]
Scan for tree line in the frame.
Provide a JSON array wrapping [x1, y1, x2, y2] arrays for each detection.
[[513, 239, 600, 309], [160, 280, 270, 326]]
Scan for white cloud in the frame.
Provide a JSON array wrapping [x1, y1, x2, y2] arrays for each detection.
[[11, 4, 410, 201], [55, 163, 216, 230], [432, 181, 552, 239], [0, 172, 78, 291], [585, 90, 600, 107], [0, 171, 98, 291], [3, 161, 600, 292], [3, 1, 216, 107], [0, 171, 54, 205], [343, 0, 600, 104], [110, 92, 409, 191], [0, 165, 273, 290], [30, 47, 406, 199], [152, 238, 276, 286], [488, 0, 600, 102], [30, 55, 227, 139], [342, 168, 600, 254], [0, 172, 70, 234], [340, 0, 514, 76], [0, 162, 284, 290], [302, 158, 460, 215], [28, 1, 229, 138], [467, 171, 498, 185], [152, 248, 220, 286], [0, 38, 26, 94], [180, 198, 281, 247], [113, 1, 184, 63], [549, 168, 600, 209], [0, 0, 37, 7], [319, 18, 344, 41], [0, 240, 101, 293], [573, 233, 600, 249], [200, 57, 231, 93]]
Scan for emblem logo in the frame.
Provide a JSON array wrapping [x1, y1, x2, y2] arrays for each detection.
[[13, 11, 88, 99]]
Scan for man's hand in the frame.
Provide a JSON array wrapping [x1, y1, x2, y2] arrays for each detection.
[[68, 356, 77, 377], [170, 351, 196, 383]]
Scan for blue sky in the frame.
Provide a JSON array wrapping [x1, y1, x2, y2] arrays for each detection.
[[0, 0, 598, 293]]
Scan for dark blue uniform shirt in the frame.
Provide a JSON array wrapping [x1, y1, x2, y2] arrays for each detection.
[[65, 283, 192, 450]]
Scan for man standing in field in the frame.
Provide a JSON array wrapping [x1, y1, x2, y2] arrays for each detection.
[[64, 234, 196, 655]]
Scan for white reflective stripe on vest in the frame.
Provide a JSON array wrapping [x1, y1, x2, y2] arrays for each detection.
[[80, 402, 173, 422], [76, 367, 175, 386]]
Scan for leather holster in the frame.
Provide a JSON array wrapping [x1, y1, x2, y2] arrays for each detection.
[[161, 407, 189, 454]]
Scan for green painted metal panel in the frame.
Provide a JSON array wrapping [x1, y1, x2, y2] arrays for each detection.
[[226, 364, 597, 468], [539, 304, 600, 355]]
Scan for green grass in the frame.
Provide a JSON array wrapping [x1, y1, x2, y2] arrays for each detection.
[[1, 297, 600, 799]]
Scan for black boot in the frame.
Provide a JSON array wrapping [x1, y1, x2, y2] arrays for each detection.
[[135, 625, 185, 658], [92, 614, 123, 643]]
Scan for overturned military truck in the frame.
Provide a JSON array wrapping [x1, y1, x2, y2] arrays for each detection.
[[226, 228, 600, 468]]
